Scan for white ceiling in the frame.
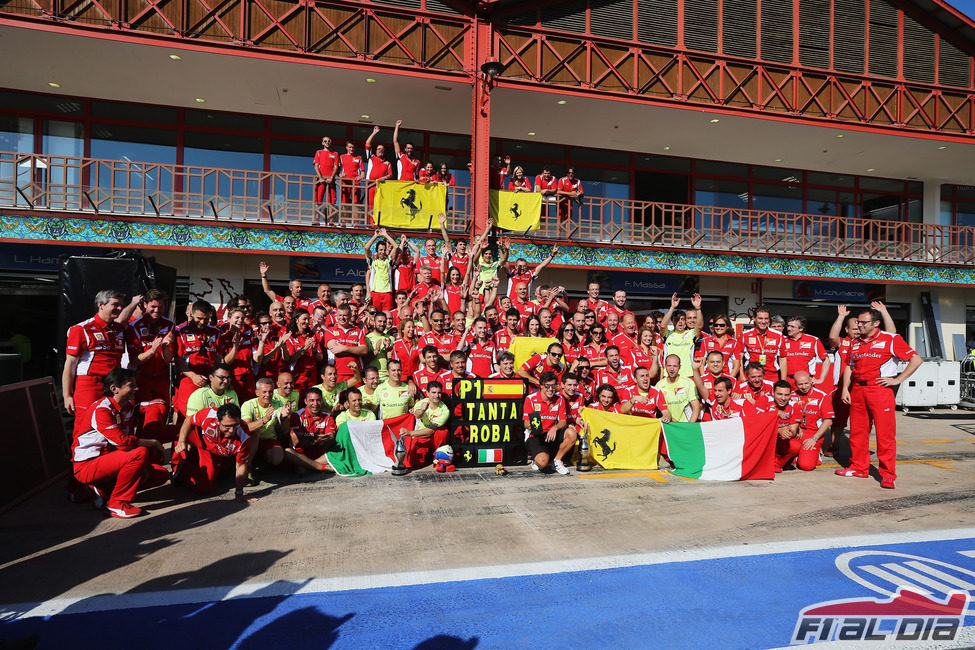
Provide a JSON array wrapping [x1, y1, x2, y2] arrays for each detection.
[[2, 24, 973, 185]]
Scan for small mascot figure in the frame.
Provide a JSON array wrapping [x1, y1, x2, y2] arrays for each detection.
[[494, 464, 508, 476], [434, 445, 456, 473]]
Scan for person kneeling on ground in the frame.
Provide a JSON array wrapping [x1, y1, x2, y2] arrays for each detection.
[[398, 380, 451, 468], [523, 370, 574, 475], [172, 402, 257, 503], [287, 387, 336, 472], [241, 377, 292, 472], [72, 368, 169, 519]]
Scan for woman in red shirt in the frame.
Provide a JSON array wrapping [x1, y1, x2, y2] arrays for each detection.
[[558, 322, 583, 369], [508, 166, 533, 192]]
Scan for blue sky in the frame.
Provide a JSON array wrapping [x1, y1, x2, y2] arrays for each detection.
[[947, 0, 975, 18]]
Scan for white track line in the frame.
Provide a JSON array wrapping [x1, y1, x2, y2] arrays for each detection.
[[4, 527, 975, 620]]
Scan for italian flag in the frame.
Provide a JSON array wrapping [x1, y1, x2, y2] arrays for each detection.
[[326, 414, 415, 477], [661, 411, 778, 480], [478, 448, 503, 463]]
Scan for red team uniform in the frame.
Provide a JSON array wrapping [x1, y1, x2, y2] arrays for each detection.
[[313, 148, 338, 204], [365, 145, 393, 209], [129, 313, 175, 434], [557, 175, 583, 220], [846, 330, 918, 482], [782, 333, 828, 388], [740, 328, 786, 383], [790, 387, 835, 471], [339, 152, 364, 204], [66, 314, 138, 436], [172, 408, 251, 494], [174, 321, 220, 415]]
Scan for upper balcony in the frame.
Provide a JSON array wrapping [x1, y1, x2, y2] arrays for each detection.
[[3, 150, 974, 267]]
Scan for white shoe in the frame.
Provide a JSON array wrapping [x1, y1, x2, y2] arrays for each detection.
[[552, 459, 570, 476], [530, 462, 540, 472]]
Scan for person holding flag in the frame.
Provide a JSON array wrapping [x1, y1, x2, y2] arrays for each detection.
[[523, 371, 573, 475]]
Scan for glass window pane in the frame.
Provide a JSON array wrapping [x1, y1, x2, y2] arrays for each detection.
[[807, 187, 838, 216], [184, 109, 265, 131], [570, 146, 629, 166], [499, 140, 566, 161], [906, 198, 922, 223], [90, 123, 176, 163], [43, 120, 84, 209], [695, 160, 747, 177], [957, 206, 975, 227], [752, 182, 803, 213], [859, 176, 905, 192], [807, 171, 855, 187], [0, 116, 33, 154], [636, 154, 691, 172], [695, 178, 749, 208], [939, 199, 953, 225], [91, 100, 177, 124], [429, 132, 471, 151], [956, 185, 975, 200], [184, 132, 264, 163], [0, 90, 83, 115], [907, 181, 922, 195], [272, 117, 345, 138], [862, 193, 901, 220], [752, 165, 803, 183]]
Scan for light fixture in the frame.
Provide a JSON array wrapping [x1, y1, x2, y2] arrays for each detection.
[[47, 82, 61, 88], [527, 131, 536, 136], [360, 114, 370, 119], [557, 100, 567, 105], [709, 118, 720, 124], [365, 78, 376, 83], [835, 134, 845, 139], [866, 168, 875, 172], [480, 58, 504, 78], [774, 158, 783, 162], [663, 146, 671, 151], [169, 54, 182, 61], [195, 98, 206, 103], [937, 145, 947, 150]]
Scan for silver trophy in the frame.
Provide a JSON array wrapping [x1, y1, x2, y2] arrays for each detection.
[[577, 433, 591, 472], [391, 433, 408, 476]]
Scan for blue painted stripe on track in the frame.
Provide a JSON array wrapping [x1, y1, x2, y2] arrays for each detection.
[[3, 536, 975, 649]]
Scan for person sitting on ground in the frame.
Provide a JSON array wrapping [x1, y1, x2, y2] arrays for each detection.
[[173, 402, 257, 503], [241, 377, 292, 471], [287, 387, 335, 473], [334, 386, 376, 426]]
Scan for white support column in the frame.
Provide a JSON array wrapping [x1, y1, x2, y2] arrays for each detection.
[[922, 180, 944, 225]]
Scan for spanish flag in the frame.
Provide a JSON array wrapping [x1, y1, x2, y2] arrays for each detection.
[[373, 181, 447, 229], [580, 408, 662, 470], [508, 336, 558, 370], [489, 190, 542, 231]]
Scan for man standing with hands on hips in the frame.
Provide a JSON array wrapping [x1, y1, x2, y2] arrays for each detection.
[[838, 308, 921, 489]]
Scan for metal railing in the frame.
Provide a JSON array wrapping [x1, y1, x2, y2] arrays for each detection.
[[2, 150, 974, 266]]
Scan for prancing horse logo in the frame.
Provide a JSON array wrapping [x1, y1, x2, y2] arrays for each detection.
[[400, 189, 422, 217], [509, 202, 522, 220], [593, 428, 616, 461]]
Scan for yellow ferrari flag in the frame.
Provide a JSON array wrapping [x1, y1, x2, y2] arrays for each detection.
[[581, 408, 662, 470], [489, 190, 541, 231], [373, 181, 447, 229], [508, 336, 557, 370]]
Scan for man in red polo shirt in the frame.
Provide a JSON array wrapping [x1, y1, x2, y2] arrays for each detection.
[[782, 315, 830, 389], [599, 290, 633, 326], [364, 126, 393, 211], [506, 246, 556, 301], [611, 313, 639, 356], [510, 282, 537, 328], [393, 119, 419, 181], [129, 289, 176, 438], [338, 140, 364, 206], [174, 300, 220, 417], [534, 166, 558, 217], [704, 377, 746, 421], [420, 309, 455, 366], [71, 368, 169, 518], [767, 380, 802, 472], [412, 345, 443, 397], [324, 304, 368, 384], [620, 366, 670, 420], [462, 317, 496, 378], [740, 307, 787, 383], [313, 135, 338, 205], [518, 342, 566, 388], [556, 167, 583, 221], [494, 308, 522, 355], [259, 261, 314, 313], [692, 350, 734, 416], [732, 362, 774, 409], [438, 351, 475, 394], [390, 318, 421, 377], [790, 370, 834, 471], [594, 345, 633, 392], [839, 308, 920, 488], [524, 371, 573, 475], [63, 289, 142, 439]]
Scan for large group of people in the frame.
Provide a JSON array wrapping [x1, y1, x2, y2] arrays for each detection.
[[312, 121, 585, 220], [62, 226, 920, 518]]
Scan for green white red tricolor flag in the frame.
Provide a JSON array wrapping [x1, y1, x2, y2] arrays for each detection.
[[326, 414, 415, 476], [662, 411, 778, 480]]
